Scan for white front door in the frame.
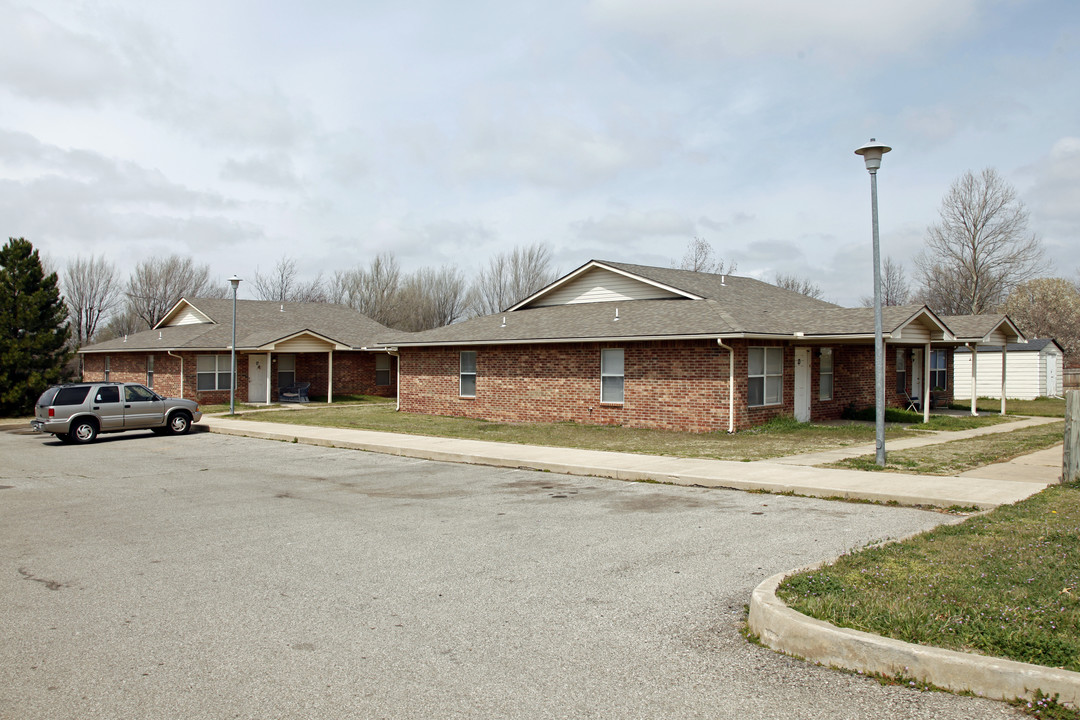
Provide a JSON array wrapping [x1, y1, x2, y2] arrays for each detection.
[[1047, 355, 1058, 396], [248, 355, 268, 403], [794, 347, 811, 422], [911, 349, 924, 404]]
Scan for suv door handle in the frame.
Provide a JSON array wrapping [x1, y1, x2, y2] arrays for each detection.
[[124, 404, 131, 408]]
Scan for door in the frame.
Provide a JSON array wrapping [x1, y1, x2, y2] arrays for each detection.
[[91, 385, 125, 430], [1047, 355, 1058, 396], [794, 347, 811, 422], [123, 384, 165, 428], [249, 355, 268, 403], [911, 349, 923, 406]]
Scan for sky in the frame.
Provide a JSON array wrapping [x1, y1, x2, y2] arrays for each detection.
[[2, 0, 1078, 306]]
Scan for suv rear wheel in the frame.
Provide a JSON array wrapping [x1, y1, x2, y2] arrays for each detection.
[[167, 411, 192, 435], [70, 419, 98, 444]]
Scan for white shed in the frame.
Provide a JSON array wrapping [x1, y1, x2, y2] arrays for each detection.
[[953, 339, 1064, 400]]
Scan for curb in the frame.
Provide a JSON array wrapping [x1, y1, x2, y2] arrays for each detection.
[[748, 565, 1080, 704]]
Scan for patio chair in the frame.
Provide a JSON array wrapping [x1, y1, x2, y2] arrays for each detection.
[[902, 391, 921, 412], [279, 382, 310, 403]]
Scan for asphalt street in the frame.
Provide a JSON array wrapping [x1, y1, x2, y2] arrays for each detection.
[[0, 428, 1024, 719]]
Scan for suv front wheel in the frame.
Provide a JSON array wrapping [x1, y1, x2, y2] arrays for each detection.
[[70, 419, 98, 444], [167, 411, 192, 435]]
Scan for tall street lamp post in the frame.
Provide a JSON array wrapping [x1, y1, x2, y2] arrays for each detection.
[[855, 139, 891, 467], [228, 275, 241, 415]]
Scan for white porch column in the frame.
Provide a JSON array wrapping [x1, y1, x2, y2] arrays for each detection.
[[265, 352, 272, 405], [328, 349, 334, 404], [1001, 345, 1008, 416], [970, 343, 978, 416], [923, 343, 931, 423]]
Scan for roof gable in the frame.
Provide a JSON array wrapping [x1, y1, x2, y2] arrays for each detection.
[[156, 298, 215, 328], [511, 261, 699, 310]]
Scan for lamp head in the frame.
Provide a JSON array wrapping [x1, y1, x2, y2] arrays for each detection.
[[228, 275, 242, 290], [854, 138, 891, 172]]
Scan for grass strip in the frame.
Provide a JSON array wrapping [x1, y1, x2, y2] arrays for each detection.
[[950, 397, 1066, 418], [235, 405, 926, 461], [828, 422, 1064, 475], [777, 481, 1080, 672]]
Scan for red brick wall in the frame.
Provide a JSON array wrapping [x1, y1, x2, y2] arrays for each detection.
[[82, 350, 396, 404], [397, 340, 957, 432]]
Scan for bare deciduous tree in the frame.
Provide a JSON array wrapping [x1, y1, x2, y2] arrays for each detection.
[[63, 255, 121, 346], [1003, 277, 1080, 366], [471, 243, 557, 316], [860, 257, 911, 307], [252, 255, 327, 303], [125, 255, 228, 329], [673, 237, 736, 274], [395, 266, 471, 331], [774, 272, 824, 299], [915, 168, 1045, 315]]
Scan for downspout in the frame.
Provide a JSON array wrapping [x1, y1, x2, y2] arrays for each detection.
[[167, 351, 184, 399], [969, 342, 978, 416], [387, 350, 401, 411], [716, 339, 735, 434]]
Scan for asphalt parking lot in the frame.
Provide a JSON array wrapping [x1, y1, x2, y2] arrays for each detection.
[[0, 428, 1024, 719]]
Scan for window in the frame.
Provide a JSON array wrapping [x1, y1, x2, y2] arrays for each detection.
[[459, 351, 477, 397], [125, 384, 156, 402], [197, 355, 232, 391], [146, 354, 154, 389], [748, 347, 783, 407], [819, 348, 833, 401], [95, 386, 120, 403], [277, 354, 295, 389], [895, 349, 906, 393], [601, 348, 624, 404], [375, 354, 392, 386], [103, 355, 110, 381], [53, 386, 90, 406], [930, 349, 948, 390]]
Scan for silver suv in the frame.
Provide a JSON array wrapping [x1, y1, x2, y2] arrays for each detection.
[[31, 383, 203, 444]]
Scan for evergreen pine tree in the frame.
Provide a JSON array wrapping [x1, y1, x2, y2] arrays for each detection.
[[0, 238, 71, 415]]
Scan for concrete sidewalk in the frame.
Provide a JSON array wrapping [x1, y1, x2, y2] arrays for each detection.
[[202, 415, 1061, 510]]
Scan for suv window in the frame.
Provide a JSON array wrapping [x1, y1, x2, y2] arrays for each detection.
[[36, 387, 60, 407], [124, 385, 157, 402], [53, 387, 91, 406], [95, 386, 120, 403]]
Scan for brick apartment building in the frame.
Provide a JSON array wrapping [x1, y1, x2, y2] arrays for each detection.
[[376, 260, 1023, 433], [79, 298, 397, 404]]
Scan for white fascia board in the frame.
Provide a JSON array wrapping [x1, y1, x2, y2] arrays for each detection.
[[387, 333, 727, 348], [255, 329, 351, 351], [506, 260, 702, 312]]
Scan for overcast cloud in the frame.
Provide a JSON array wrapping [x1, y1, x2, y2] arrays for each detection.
[[2, 0, 1077, 305]]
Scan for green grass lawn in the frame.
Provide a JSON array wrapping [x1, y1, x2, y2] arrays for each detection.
[[950, 396, 1066, 418], [777, 481, 1080, 675], [235, 405, 929, 461], [829, 421, 1064, 475], [199, 394, 390, 415]]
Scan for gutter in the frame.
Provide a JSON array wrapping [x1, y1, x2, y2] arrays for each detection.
[[716, 338, 735, 433]]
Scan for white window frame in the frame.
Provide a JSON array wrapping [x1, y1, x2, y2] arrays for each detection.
[[819, 348, 833, 401], [748, 347, 783, 407], [459, 351, 477, 398], [930, 349, 948, 390], [277, 353, 296, 390], [197, 355, 232, 391], [895, 348, 907, 394], [103, 355, 110, 381], [146, 354, 154, 389], [375, 354, 392, 386], [600, 348, 625, 404]]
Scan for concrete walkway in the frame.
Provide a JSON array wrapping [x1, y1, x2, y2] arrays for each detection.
[[202, 415, 1063, 510]]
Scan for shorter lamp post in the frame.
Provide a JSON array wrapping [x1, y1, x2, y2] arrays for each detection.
[[854, 138, 891, 467], [228, 275, 241, 415]]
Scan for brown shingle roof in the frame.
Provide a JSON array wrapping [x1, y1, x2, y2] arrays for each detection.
[[80, 298, 391, 353]]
